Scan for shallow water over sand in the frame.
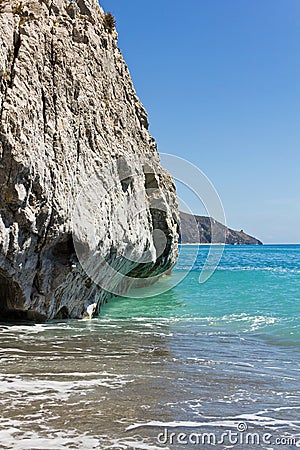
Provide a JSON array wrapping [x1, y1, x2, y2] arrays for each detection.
[[0, 245, 299, 449]]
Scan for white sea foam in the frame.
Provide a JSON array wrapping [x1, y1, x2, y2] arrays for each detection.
[[126, 413, 300, 432], [99, 314, 280, 329], [0, 421, 166, 450], [186, 357, 254, 368], [126, 420, 251, 431], [0, 372, 134, 405], [0, 427, 101, 449], [176, 265, 300, 274], [101, 439, 168, 450]]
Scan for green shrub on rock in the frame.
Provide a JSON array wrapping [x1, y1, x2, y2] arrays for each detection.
[[104, 12, 115, 33], [13, 2, 24, 15]]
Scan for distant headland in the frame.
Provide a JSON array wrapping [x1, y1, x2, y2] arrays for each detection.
[[180, 212, 263, 245]]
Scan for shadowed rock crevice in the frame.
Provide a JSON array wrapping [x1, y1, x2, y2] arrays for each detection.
[[50, 234, 76, 266], [0, 270, 24, 312], [0, 270, 45, 321], [8, 31, 21, 88]]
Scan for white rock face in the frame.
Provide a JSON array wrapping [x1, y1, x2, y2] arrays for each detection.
[[0, 0, 179, 321]]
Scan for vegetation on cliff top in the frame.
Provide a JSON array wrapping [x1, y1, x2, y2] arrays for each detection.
[[104, 12, 115, 33]]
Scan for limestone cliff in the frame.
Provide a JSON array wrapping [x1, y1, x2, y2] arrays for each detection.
[[0, 0, 179, 321]]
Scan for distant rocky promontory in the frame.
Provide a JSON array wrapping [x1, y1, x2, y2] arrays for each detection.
[[180, 212, 262, 245]]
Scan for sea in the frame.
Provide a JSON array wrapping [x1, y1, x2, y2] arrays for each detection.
[[0, 244, 299, 449]]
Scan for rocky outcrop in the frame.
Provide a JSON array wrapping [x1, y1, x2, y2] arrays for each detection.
[[180, 212, 262, 245], [0, 0, 179, 321]]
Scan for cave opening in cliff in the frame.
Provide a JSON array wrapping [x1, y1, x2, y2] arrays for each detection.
[[50, 234, 76, 266]]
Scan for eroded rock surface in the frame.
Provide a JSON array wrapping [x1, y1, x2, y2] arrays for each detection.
[[0, 0, 179, 320]]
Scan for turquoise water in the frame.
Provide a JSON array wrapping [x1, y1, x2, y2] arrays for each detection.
[[103, 244, 300, 345], [0, 245, 299, 448]]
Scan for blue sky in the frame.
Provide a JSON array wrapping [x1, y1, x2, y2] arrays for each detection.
[[100, 0, 300, 243]]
